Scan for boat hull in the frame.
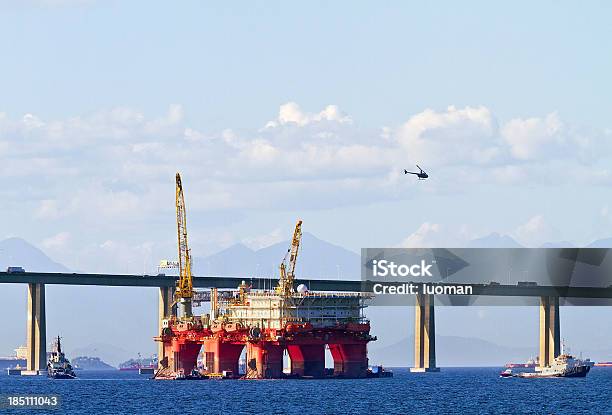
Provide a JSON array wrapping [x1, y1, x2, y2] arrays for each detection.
[[515, 366, 590, 378], [48, 372, 76, 379]]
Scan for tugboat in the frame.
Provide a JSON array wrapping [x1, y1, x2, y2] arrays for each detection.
[[47, 336, 76, 379], [515, 353, 590, 378], [499, 342, 594, 379], [500, 345, 591, 378]]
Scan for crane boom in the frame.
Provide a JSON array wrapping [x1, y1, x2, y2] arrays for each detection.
[[278, 219, 302, 296], [287, 219, 302, 278], [175, 173, 193, 317]]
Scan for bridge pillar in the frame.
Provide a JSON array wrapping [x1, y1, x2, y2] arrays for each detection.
[[158, 287, 175, 368], [26, 283, 46, 372], [539, 296, 560, 368], [410, 293, 439, 372]]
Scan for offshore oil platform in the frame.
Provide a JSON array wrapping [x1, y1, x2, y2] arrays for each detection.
[[154, 173, 377, 380]]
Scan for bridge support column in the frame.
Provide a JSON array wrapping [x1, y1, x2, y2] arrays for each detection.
[[410, 293, 439, 373], [26, 283, 46, 373], [539, 296, 560, 369], [158, 287, 175, 368]]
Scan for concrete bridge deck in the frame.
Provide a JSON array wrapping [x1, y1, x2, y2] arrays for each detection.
[[2, 272, 612, 297], [2, 272, 611, 374]]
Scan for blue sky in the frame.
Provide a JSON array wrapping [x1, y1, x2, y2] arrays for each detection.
[[1, 1, 610, 129], [0, 0, 612, 271]]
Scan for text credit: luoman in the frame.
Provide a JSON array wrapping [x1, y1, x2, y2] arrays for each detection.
[[372, 283, 473, 295]]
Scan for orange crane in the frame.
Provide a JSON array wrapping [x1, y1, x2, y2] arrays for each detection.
[[278, 219, 303, 296], [175, 172, 193, 318]]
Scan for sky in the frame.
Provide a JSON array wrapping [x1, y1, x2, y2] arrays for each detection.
[[0, 1, 612, 359], [1, 1, 612, 274]]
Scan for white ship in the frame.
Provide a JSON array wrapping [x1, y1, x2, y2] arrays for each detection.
[[500, 345, 591, 379]]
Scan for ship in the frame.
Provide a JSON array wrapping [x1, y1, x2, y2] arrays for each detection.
[[118, 354, 157, 371], [505, 356, 538, 369], [47, 336, 76, 379], [0, 346, 27, 370], [500, 353, 591, 378], [119, 363, 157, 371], [595, 361, 612, 367]]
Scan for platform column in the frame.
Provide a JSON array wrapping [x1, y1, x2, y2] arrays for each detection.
[[539, 296, 560, 368], [168, 340, 201, 375], [203, 338, 243, 375], [411, 293, 439, 373], [287, 344, 325, 378], [329, 343, 368, 378], [246, 342, 284, 379], [158, 287, 174, 368], [26, 283, 46, 372]]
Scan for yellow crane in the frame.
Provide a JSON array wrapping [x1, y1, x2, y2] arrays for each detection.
[[278, 219, 303, 296], [175, 172, 193, 318]]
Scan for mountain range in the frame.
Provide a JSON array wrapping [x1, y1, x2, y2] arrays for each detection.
[[193, 232, 360, 279], [0, 237, 69, 272]]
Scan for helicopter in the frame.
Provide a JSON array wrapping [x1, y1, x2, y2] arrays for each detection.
[[404, 165, 428, 180]]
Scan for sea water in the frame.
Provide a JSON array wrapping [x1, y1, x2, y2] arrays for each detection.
[[0, 367, 610, 414]]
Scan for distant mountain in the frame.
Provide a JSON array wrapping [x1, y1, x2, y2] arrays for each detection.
[[467, 233, 523, 248], [0, 237, 69, 272], [587, 238, 612, 248], [70, 343, 133, 367], [369, 335, 536, 367], [72, 356, 115, 370], [194, 232, 360, 279], [540, 241, 576, 248]]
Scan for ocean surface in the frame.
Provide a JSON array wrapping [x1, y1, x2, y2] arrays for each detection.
[[1, 367, 611, 414]]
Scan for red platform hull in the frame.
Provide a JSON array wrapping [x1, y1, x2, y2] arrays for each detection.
[[154, 323, 374, 380]]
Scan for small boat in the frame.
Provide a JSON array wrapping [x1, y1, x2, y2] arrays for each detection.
[[47, 336, 76, 379], [367, 366, 393, 378]]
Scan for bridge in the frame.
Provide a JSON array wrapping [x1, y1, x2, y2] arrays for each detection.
[[2, 271, 611, 374]]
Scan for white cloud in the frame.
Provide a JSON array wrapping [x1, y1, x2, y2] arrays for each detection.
[[1, 102, 611, 272], [399, 222, 443, 248], [0, 102, 608, 222], [265, 102, 352, 128], [513, 215, 559, 247], [396, 105, 502, 166], [399, 222, 476, 248], [0, 101, 608, 221], [35, 199, 63, 220], [241, 228, 284, 250], [42, 232, 71, 250], [502, 113, 565, 160]]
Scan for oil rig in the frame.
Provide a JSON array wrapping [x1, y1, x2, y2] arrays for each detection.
[[154, 173, 375, 379]]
